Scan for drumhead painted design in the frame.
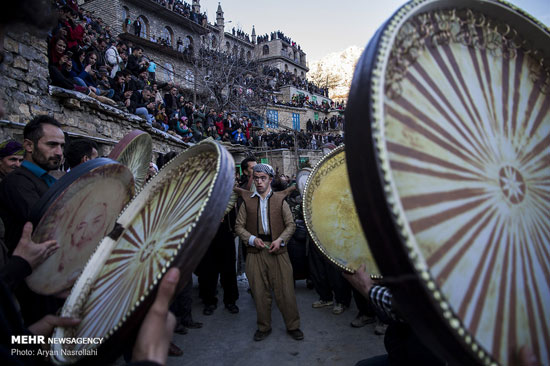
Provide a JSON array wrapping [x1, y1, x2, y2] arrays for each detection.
[[26, 160, 134, 296], [51, 141, 234, 364], [108, 130, 153, 190], [303, 146, 378, 274], [345, 1, 549, 365]]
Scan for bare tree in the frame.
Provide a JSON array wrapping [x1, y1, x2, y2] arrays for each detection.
[[185, 47, 270, 115], [307, 62, 342, 92]]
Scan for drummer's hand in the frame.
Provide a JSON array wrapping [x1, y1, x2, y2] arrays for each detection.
[[28, 315, 80, 337], [269, 239, 282, 253], [253, 237, 268, 249], [13, 222, 59, 270], [342, 264, 373, 299], [132, 267, 179, 365]]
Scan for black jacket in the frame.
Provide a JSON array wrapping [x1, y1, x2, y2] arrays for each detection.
[[0, 166, 49, 253]]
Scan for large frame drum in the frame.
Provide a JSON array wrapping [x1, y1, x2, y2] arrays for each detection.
[[303, 145, 378, 274], [108, 130, 152, 190], [27, 158, 135, 296], [50, 141, 234, 364], [345, 1, 549, 365]]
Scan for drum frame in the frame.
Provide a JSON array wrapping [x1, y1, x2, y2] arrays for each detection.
[[303, 145, 363, 274], [51, 141, 234, 365], [345, 1, 550, 366]]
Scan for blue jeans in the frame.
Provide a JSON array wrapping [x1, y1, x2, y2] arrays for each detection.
[[96, 87, 115, 99], [134, 107, 154, 125], [73, 77, 87, 88]]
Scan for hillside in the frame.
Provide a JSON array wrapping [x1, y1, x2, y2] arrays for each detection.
[[307, 46, 363, 102]]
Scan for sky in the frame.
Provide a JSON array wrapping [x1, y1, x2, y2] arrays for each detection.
[[199, 0, 550, 62]]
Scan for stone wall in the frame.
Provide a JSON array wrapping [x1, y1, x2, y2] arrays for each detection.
[[265, 104, 306, 130], [82, 0, 198, 89], [0, 29, 187, 157]]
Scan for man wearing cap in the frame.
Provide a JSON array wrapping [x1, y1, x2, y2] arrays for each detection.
[[235, 163, 303, 342], [0, 140, 24, 182]]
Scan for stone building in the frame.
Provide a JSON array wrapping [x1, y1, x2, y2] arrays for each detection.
[[0, 0, 334, 176], [79, 0, 334, 130]]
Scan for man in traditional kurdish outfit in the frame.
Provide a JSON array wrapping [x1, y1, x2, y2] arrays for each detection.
[[235, 163, 303, 341]]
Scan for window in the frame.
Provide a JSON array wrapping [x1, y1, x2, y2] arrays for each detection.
[[262, 45, 269, 55], [184, 35, 194, 53], [266, 109, 278, 128], [137, 16, 149, 39], [122, 6, 130, 32], [211, 35, 217, 48], [294, 68, 297, 75], [161, 26, 174, 47], [246, 50, 251, 60], [226, 41, 231, 53], [164, 63, 175, 82], [292, 113, 300, 130]]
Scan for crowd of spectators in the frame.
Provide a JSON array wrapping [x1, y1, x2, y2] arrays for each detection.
[[250, 130, 343, 150], [257, 30, 301, 51], [46, 2, 342, 148], [262, 66, 329, 97], [231, 28, 251, 43], [149, 0, 208, 27]]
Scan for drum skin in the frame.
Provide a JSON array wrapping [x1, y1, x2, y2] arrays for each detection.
[[108, 130, 153, 190], [26, 159, 135, 295], [345, 1, 550, 365], [303, 146, 378, 274], [50, 141, 234, 365]]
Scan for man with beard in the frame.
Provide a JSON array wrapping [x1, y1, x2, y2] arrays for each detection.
[[0, 115, 64, 253], [0, 115, 65, 324]]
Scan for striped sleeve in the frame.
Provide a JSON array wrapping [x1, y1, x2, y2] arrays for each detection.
[[369, 285, 403, 323]]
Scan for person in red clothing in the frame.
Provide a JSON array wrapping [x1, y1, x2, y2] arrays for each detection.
[[215, 114, 225, 137], [245, 118, 252, 141], [58, 7, 85, 51], [48, 35, 68, 66]]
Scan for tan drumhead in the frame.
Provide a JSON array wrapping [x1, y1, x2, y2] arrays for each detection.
[[303, 145, 378, 273]]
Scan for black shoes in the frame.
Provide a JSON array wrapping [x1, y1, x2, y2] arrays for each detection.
[[168, 342, 183, 357], [183, 321, 203, 329], [174, 320, 202, 334], [253, 329, 272, 341], [203, 304, 217, 315], [174, 323, 188, 335], [287, 328, 304, 341], [225, 303, 239, 314]]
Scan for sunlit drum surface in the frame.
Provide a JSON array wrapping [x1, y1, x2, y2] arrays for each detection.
[[379, 6, 549, 365], [304, 146, 378, 273], [52, 149, 219, 364], [108, 130, 153, 190]]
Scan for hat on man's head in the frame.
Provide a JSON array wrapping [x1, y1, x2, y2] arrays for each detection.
[[253, 163, 274, 177], [0, 140, 24, 158]]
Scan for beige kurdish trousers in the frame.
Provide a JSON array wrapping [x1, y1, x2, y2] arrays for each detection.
[[245, 247, 301, 332]]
